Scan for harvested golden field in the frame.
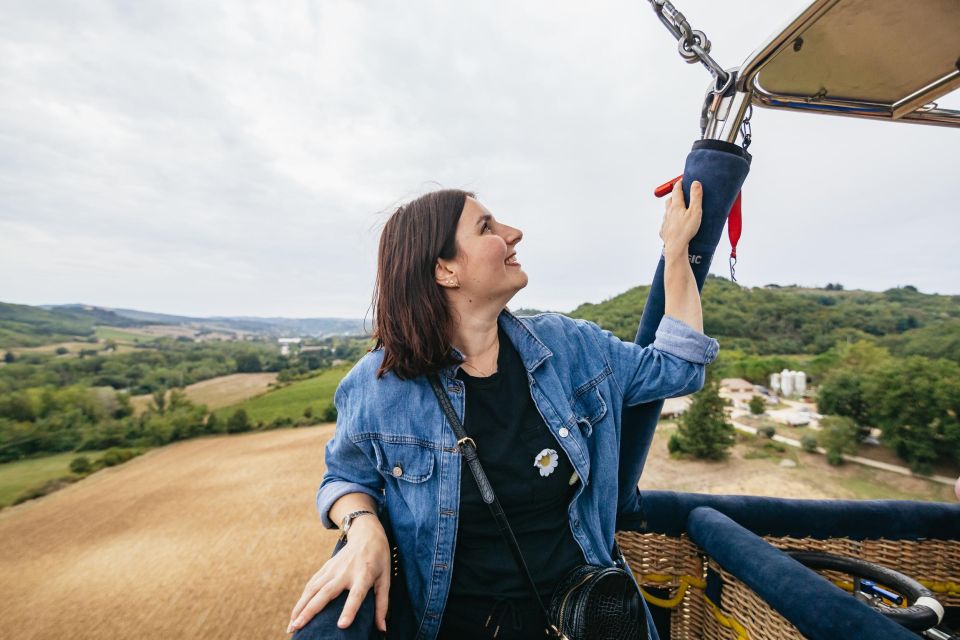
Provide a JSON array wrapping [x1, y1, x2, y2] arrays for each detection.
[[0, 421, 951, 639], [0, 425, 338, 640], [130, 372, 279, 415]]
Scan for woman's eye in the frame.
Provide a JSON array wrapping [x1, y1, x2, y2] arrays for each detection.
[[482, 223, 491, 233]]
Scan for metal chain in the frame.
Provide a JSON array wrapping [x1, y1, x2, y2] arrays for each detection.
[[740, 103, 753, 150], [648, 0, 731, 92]]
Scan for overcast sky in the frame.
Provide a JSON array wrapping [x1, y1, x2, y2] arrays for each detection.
[[1, 0, 957, 319]]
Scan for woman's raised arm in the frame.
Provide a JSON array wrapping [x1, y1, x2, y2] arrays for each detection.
[[660, 177, 705, 333]]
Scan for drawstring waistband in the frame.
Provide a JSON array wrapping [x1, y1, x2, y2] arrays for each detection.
[[484, 597, 523, 638]]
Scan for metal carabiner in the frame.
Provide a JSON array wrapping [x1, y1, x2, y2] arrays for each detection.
[[648, 0, 730, 87]]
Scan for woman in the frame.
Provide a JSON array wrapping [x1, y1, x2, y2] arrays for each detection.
[[288, 180, 718, 639]]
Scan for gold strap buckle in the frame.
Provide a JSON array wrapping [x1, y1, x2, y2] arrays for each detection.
[[546, 624, 567, 639]]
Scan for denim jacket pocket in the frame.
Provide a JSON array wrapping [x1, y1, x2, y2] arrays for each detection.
[[371, 439, 436, 483], [571, 383, 607, 438]]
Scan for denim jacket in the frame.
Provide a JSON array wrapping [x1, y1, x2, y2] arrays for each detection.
[[316, 309, 719, 640]]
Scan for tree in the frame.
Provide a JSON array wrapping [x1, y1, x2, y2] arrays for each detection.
[[749, 395, 765, 415], [227, 408, 251, 433], [861, 356, 960, 473], [0, 392, 37, 422], [818, 416, 859, 465], [668, 376, 735, 460], [205, 413, 224, 434], [817, 370, 869, 426], [69, 455, 92, 474], [3, 351, 14, 364], [235, 353, 263, 373], [322, 403, 338, 423], [150, 388, 167, 415]]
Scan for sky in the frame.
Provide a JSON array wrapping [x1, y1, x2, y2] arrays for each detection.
[[1, 0, 958, 319]]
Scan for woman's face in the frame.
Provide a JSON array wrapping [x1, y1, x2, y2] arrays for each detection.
[[437, 196, 527, 305]]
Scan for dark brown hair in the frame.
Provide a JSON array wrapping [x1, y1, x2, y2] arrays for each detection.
[[371, 189, 475, 380]]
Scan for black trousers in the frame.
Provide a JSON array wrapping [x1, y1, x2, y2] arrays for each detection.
[[438, 594, 549, 640]]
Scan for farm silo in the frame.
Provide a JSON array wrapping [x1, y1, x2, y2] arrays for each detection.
[[780, 369, 795, 396]]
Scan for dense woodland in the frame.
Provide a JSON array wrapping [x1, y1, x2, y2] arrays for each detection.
[[570, 276, 959, 361]]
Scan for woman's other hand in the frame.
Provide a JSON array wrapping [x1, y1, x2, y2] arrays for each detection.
[[659, 178, 703, 256], [287, 516, 391, 634]]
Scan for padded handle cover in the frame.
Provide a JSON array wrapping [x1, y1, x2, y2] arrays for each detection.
[[617, 139, 752, 520]]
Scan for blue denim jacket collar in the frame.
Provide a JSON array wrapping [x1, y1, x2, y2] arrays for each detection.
[[440, 308, 553, 379]]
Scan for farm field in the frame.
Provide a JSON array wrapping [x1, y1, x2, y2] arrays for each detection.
[[0, 420, 954, 639], [93, 326, 158, 342], [0, 426, 337, 640], [129, 372, 280, 415], [0, 449, 109, 508], [213, 365, 350, 424]]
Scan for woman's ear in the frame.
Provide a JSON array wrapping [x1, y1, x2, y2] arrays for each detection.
[[435, 261, 460, 289]]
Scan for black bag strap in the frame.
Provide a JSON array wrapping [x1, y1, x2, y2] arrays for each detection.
[[427, 374, 561, 637]]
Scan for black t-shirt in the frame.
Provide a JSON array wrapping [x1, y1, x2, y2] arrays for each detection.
[[438, 326, 585, 632]]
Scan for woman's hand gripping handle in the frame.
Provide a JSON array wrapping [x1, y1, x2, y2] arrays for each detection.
[[660, 178, 706, 333]]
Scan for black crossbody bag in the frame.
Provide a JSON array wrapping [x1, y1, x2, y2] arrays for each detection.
[[428, 375, 647, 640]]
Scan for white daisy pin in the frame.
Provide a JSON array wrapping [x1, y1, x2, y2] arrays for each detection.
[[534, 448, 559, 477]]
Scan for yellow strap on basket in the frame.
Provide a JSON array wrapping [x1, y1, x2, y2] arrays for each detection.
[[705, 596, 750, 640], [920, 580, 960, 596], [639, 573, 707, 609]]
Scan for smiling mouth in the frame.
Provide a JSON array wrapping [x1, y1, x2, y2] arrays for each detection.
[[505, 253, 520, 266]]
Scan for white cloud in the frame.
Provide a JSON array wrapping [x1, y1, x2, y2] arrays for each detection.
[[1, 0, 957, 317]]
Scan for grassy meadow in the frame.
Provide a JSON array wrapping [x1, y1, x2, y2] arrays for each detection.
[[0, 449, 108, 507], [93, 326, 156, 342], [214, 364, 350, 424]]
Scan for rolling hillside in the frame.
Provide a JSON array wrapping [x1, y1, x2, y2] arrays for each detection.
[[569, 276, 960, 360]]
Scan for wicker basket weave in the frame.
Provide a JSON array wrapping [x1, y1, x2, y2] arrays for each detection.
[[616, 530, 960, 640]]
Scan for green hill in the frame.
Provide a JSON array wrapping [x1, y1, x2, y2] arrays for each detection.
[[0, 302, 144, 348], [569, 276, 960, 361]]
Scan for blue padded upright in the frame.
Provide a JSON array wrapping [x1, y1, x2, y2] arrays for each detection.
[[617, 139, 752, 522], [621, 490, 960, 540], [687, 507, 919, 640]]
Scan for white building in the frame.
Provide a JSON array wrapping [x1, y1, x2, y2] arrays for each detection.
[[277, 337, 302, 357]]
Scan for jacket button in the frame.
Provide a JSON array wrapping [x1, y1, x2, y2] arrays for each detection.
[[558, 427, 569, 438], [392, 465, 403, 478]]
